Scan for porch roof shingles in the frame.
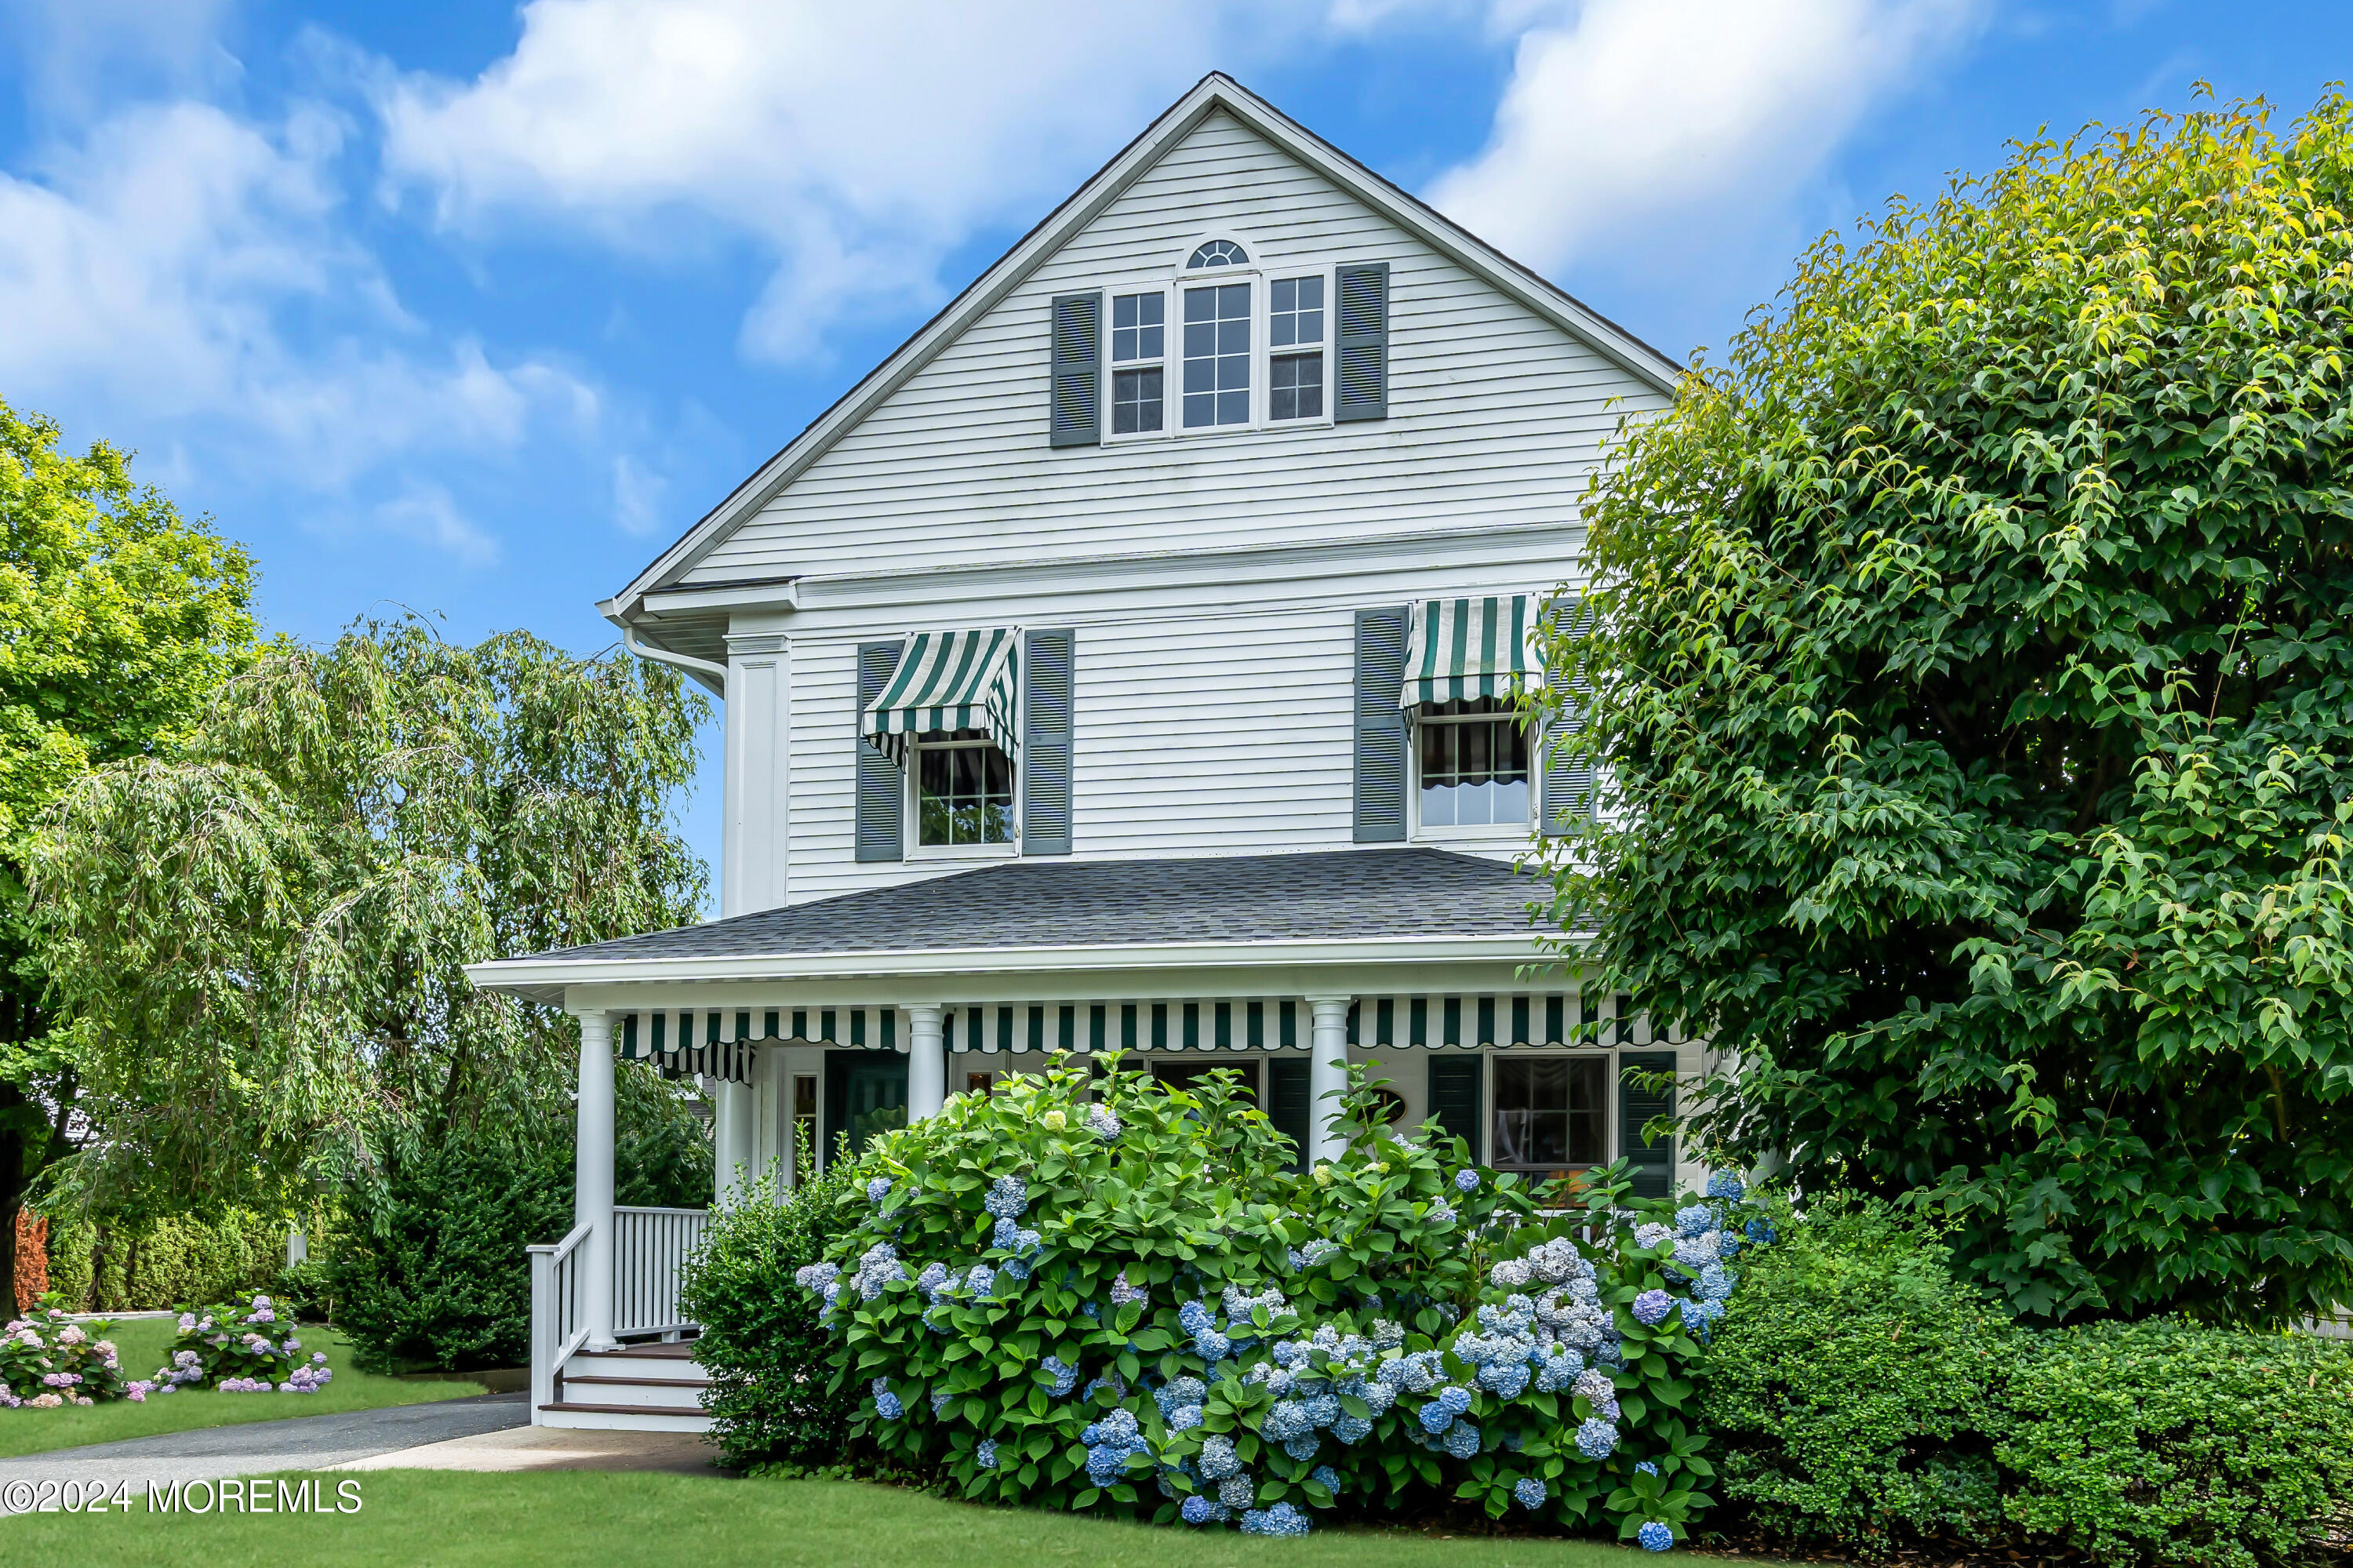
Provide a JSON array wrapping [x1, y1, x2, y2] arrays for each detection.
[[525, 847, 1546, 962]]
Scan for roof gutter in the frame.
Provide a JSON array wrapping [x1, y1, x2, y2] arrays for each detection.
[[622, 622, 728, 697], [464, 931, 1560, 995]]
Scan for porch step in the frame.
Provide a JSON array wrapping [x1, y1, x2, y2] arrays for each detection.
[[537, 1400, 711, 1434], [562, 1374, 707, 1391], [558, 1377, 707, 1410]]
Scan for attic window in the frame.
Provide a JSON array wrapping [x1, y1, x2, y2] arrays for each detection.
[[1186, 239, 1248, 269]]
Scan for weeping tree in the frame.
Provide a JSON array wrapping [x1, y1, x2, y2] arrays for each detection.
[[0, 395, 256, 1312], [1533, 93, 2353, 1326], [27, 616, 712, 1221]]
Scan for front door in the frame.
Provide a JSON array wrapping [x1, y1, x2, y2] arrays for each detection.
[[824, 1050, 908, 1164]]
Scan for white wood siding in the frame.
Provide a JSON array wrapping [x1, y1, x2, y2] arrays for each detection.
[[683, 109, 1664, 585]]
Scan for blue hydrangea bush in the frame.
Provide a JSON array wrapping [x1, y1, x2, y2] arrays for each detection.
[[788, 1053, 1769, 1544]]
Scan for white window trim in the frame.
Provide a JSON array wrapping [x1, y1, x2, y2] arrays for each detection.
[[1409, 698, 1540, 843], [902, 642, 1024, 863], [1096, 239, 1337, 446]]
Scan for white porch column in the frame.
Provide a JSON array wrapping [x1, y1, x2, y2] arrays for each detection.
[[907, 1005, 946, 1121], [720, 1078, 755, 1204], [574, 1009, 618, 1351], [1307, 995, 1353, 1166]]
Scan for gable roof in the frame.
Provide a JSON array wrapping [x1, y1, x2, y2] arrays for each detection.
[[606, 72, 1681, 628]]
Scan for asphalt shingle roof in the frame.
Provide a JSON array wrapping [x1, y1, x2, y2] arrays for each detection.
[[526, 847, 1548, 962]]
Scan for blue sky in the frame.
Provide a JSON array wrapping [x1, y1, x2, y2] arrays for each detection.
[[3, 0, 2349, 893]]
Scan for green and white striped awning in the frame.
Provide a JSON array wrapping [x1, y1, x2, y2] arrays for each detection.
[[1402, 595, 1539, 708], [862, 628, 1020, 763], [618, 1007, 900, 1084]]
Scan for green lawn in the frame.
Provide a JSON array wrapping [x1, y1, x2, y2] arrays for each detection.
[[2, 1472, 1712, 1567], [0, 1317, 486, 1460]]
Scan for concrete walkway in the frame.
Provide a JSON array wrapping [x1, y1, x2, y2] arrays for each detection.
[[335, 1424, 719, 1475], [0, 1392, 530, 1504]]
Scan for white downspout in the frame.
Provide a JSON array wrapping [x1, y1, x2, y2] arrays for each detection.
[[622, 623, 728, 693]]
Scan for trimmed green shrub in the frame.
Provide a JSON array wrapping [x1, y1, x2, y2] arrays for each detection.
[[1697, 1197, 2353, 1568], [785, 1053, 1760, 1543], [329, 1134, 572, 1374], [1697, 1200, 2016, 1548], [45, 1208, 288, 1312], [678, 1133, 861, 1472], [1998, 1320, 2353, 1568]]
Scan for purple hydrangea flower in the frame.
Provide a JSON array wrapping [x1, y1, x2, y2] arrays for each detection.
[[1631, 1290, 1675, 1326]]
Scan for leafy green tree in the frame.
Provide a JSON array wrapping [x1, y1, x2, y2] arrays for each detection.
[[28, 615, 712, 1224], [0, 396, 256, 1312], [1533, 93, 2353, 1325]]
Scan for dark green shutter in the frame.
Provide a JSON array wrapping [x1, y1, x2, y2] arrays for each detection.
[[1354, 606, 1409, 842], [1427, 1055, 1482, 1166], [1619, 1051, 1677, 1199], [854, 641, 904, 863], [1024, 628, 1075, 854], [1049, 292, 1102, 447], [1267, 1057, 1311, 1173], [1334, 262, 1390, 422], [1542, 594, 1595, 835]]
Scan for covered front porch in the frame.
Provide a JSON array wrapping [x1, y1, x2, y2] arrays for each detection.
[[465, 849, 1719, 1433]]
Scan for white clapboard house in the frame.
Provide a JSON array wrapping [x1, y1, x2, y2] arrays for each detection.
[[466, 74, 1710, 1432]]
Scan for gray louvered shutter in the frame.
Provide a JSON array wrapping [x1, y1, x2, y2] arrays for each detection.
[[1267, 1057, 1311, 1173], [1024, 628, 1075, 855], [1355, 606, 1410, 842], [854, 641, 904, 863], [1619, 1050, 1677, 1199], [1049, 292, 1102, 447], [1542, 594, 1595, 836], [1334, 262, 1390, 422], [1427, 1055, 1483, 1166]]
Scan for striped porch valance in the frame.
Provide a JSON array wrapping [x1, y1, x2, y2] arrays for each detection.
[[861, 627, 1020, 764], [619, 1007, 901, 1084], [1401, 595, 1539, 708]]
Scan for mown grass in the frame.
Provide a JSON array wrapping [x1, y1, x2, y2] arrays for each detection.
[[2, 1471, 1707, 1567], [0, 1318, 484, 1460]]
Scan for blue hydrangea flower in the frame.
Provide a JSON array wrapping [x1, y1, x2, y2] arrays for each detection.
[[1282, 1432, 1321, 1462], [1308, 1464, 1342, 1497], [867, 1176, 893, 1204], [1672, 1232, 1722, 1268], [931, 1388, 956, 1417], [1514, 1476, 1547, 1510], [1575, 1417, 1618, 1459], [1428, 1199, 1457, 1225], [1636, 1461, 1660, 1476], [1109, 1270, 1148, 1308], [1241, 1502, 1311, 1537], [1706, 1171, 1745, 1201], [1697, 1264, 1736, 1301], [1639, 1521, 1675, 1552], [871, 1376, 903, 1420], [1218, 1475, 1257, 1509], [792, 1261, 840, 1291], [1197, 1435, 1240, 1480], [1745, 1217, 1777, 1246], [964, 1264, 995, 1297], [1088, 1105, 1122, 1140], [1177, 1301, 1213, 1338], [984, 1174, 1028, 1219], [1573, 1367, 1620, 1417], [1167, 1402, 1204, 1432], [1195, 1330, 1231, 1362], [1262, 1400, 1310, 1441], [975, 1438, 998, 1469], [1632, 1222, 1674, 1250], [1331, 1413, 1372, 1444], [1180, 1495, 1217, 1526], [1455, 1168, 1480, 1193], [1631, 1290, 1675, 1326], [1442, 1421, 1481, 1459], [1478, 1361, 1531, 1399], [1041, 1356, 1079, 1397], [1674, 1202, 1718, 1238], [1299, 1239, 1340, 1267], [1155, 1375, 1206, 1414]]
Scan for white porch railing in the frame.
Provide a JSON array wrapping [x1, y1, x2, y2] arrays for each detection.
[[613, 1205, 711, 1338], [526, 1221, 592, 1421], [2305, 1305, 2353, 1341]]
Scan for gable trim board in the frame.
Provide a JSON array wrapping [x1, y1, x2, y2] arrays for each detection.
[[603, 72, 1679, 642]]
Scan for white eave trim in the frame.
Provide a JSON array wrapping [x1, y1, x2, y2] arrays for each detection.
[[464, 932, 1550, 995], [606, 71, 1680, 616]]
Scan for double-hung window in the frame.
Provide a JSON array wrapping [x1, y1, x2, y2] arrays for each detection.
[[913, 728, 1015, 847], [1180, 282, 1252, 428], [1492, 1057, 1608, 1177], [1417, 697, 1530, 828], [1109, 291, 1165, 434], [1268, 275, 1325, 421]]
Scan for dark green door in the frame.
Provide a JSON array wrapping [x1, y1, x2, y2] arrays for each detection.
[[824, 1051, 908, 1164]]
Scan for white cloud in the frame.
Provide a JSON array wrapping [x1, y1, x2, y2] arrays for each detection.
[[373, 483, 501, 567], [0, 96, 599, 557], [1428, 0, 1987, 274], [611, 453, 666, 537], [373, 0, 1333, 364]]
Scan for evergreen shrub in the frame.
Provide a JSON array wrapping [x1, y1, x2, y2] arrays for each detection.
[[787, 1053, 1762, 1544], [1698, 1198, 2353, 1568]]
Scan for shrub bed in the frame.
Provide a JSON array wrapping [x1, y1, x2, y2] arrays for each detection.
[[777, 1053, 1766, 1544], [1697, 1199, 2353, 1568], [147, 1293, 333, 1394]]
